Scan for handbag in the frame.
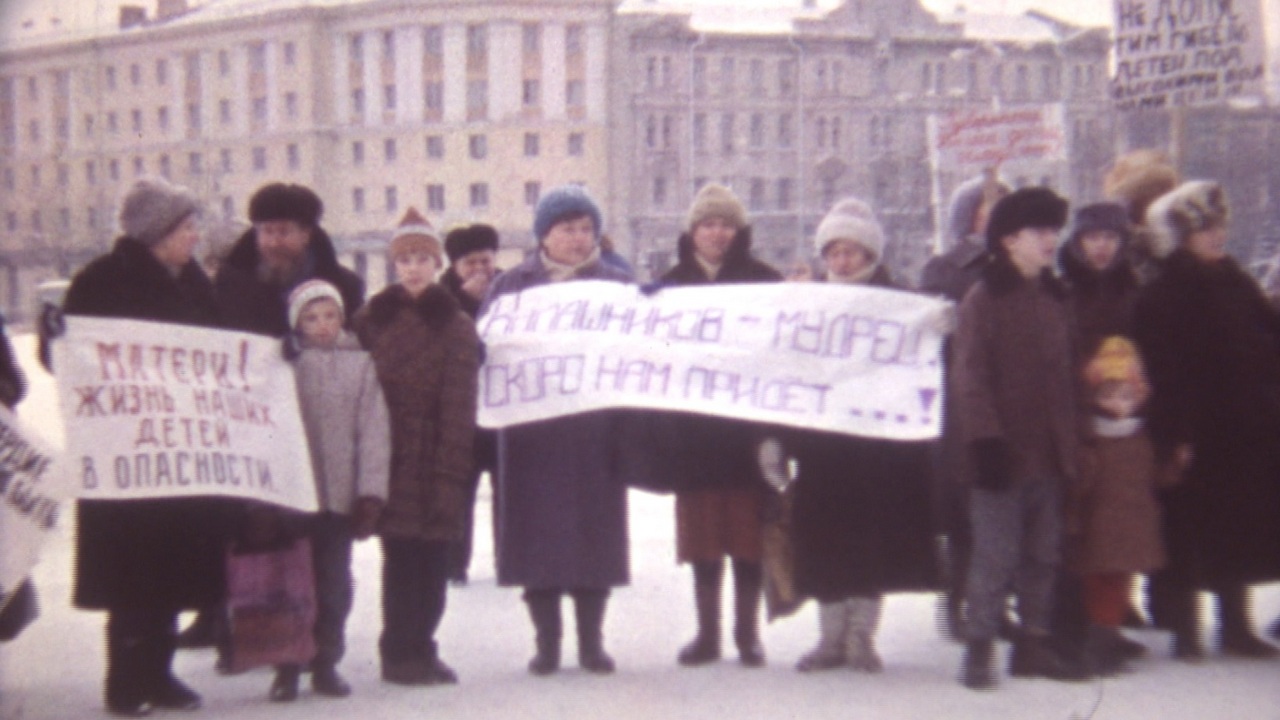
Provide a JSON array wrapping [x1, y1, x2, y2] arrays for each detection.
[[224, 537, 317, 672]]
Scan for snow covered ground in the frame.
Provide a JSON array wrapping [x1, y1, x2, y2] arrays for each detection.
[[2, 333, 1279, 720]]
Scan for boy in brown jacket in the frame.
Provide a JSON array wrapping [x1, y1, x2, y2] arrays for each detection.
[[953, 187, 1088, 690]]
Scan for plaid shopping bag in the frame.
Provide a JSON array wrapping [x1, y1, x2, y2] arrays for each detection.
[[224, 537, 316, 672]]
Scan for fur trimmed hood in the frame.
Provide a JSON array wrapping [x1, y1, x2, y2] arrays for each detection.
[[361, 282, 461, 331]]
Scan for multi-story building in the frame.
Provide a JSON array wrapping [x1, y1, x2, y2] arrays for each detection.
[[0, 0, 615, 321], [611, 0, 1115, 283]]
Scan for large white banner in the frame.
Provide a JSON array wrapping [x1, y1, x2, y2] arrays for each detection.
[[0, 406, 68, 612], [1112, 0, 1266, 111], [477, 282, 950, 441], [53, 317, 318, 512]]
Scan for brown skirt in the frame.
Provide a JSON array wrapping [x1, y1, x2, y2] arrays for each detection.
[[675, 488, 764, 563]]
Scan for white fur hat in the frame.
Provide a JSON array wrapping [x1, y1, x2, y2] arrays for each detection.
[[813, 197, 885, 259], [1144, 180, 1230, 259], [287, 279, 345, 330]]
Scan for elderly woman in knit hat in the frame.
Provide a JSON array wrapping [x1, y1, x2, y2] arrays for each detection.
[[762, 199, 937, 673], [481, 185, 633, 676], [656, 183, 781, 668], [352, 208, 479, 686], [61, 177, 231, 716], [1131, 180, 1280, 661]]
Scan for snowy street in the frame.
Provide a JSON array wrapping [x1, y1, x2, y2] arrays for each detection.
[[2, 333, 1279, 720]]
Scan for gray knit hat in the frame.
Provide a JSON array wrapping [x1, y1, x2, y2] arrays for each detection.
[[118, 177, 200, 246]]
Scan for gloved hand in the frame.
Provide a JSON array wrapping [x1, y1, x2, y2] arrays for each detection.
[[638, 281, 665, 297], [970, 437, 1012, 492], [350, 497, 383, 540]]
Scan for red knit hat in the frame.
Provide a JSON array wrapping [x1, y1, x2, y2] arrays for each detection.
[[389, 207, 443, 263]]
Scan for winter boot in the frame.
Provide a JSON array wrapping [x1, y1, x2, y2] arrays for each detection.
[[311, 664, 352, 698], [525, 589, 563, 676], [1168, 588, 1205, 662], [959, 639, 995, 690], [732, 559, 766, 667], [268, 665, 300, 703], [1008, 633, 1091, 681], [1082, 626, 1130, 677], [845, 596, 884, 673], [678, 560, 723, 666], [1217, 584, 1279, 658], [573, 589, 615, 674], [105, 617, 155, 717], [795, 601, 848, 672]]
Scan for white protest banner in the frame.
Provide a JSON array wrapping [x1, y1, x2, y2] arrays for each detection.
[[929, 105, 1066, 174], [0, 405, 68, 612], [477, 281, 950, 441], [1112, 0, 1266, 111], [53, 316, 317, 512]]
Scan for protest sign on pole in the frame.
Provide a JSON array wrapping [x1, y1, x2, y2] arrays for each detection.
[[477, 281, 951, 441], [0, 405, 68, 613], [52, 316, 318, 512], [1111, 0, 1266, 111]]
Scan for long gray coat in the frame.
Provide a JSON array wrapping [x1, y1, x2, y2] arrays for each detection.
[[483, 253, 633, 589]]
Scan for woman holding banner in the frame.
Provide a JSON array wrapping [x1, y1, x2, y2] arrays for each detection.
[[765, 198, 937, 673], [482, 185, 633, 676], [61, 177, 231, 716], [660, 184, 781, 668]]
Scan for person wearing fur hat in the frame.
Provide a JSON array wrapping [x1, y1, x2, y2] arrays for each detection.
[[215, 182, 364, 338], [61, 177, 234, 715], [919, 171, 1011, 642], [481, 184, 632, 677], [953, 186, 1089, 689], [655, 183, 781, 669], [1131, 180, 1280, 661], [268, 280, 390, 702], [1103, 149, 1180, 285], [765, 199, 937, 674], [352, 208, 479, 686]]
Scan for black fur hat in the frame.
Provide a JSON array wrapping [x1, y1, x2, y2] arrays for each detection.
[[985, 186, 1069, 252], [248, 183, 323, 226], [444, 224, 500, 263]]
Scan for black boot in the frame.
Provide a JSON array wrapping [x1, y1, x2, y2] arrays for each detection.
[[311, 664, 352, 698], [678, 560, 723, 666], [1217, 584, 1279, 659], [525, 589, 562, 676], [1168, 587, 1205, 662], [732, 559, 765, 668], [1083, 626, 1130, 677], [1008, 633, 1090, 681], [268, 665, 300, 702], [960, 639, 995, 690], [572, 589, 615, 674]]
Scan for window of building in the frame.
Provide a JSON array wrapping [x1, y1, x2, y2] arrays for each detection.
[[222, 196, 235, 218], [385, 185, 398, 213], [132, 157, 144, 176], [52, 208, 66, 231], [252, 146, 266, 171], [349, 34, 363, 64], [522, 23, 540, 55], [219, 99, 231, 125], [566, 80, 584, 108], [352, 140, 365, 166], [107, 112, 118, 133], [248, 42, 266, 73], [284, 92, 297, 119], [30, 165, 41, 187], [188, 152, 202, 175], [84, 113, 95, 138], [85, 160, 96, 184], [567, 132, 584, 156], [720, 113, 734, 155], [524, 181, 540, 207], [352, 187, 365, 212], [720, 56, 735, 95], [218, 50, 230, 76], [187, 103, 201, 131], [832, 117, 842, 149], [424, 81, 443, 115], [921, 62, 932, 94], [423, 25, 443, 57], [750, 59, 765, 94], [1, 167, 12, 191], [87, 207, 98, 230], [130, 64, 141, 86], [108, 158, 120, 181], [283, 42, 296, 66], [27, 120, 39, 143], [565, 24, 583, 55], [469, 183, 489, 209], [662, 116, 673, 149], [159, 154, 171, 178], [1041, 64, 1057, 99], [778, 59, 795, 96], [467, 24, 487, 59], [777, 177, 793, 211], [286, 143, 299, 171], [467, 80, 487, 118], [469, 134, 487, 159], [352, 87, 366, 117], [30, 210, 42, 232], [382, 30, 395, 62], [156, 58, 168, 85], [220, 149, 232, 173], [105, 66, 117, 90], [652, 176, 667, 207], [815, 60, 828, 94], [384, 138, 397, 163], [56, 163, 68, 186], [522, 79, 540, 108], [5, 212, 15, 232], [693, 57, 707, 94], [425, 135, 444, 159], [55, 117, 69, 141], [693, 113, 706, 151], [524, 132, 540, 157], [383, 84, 396, 111], [750, 113, 765, 148], [646, 56, 658, 91], [426, 184, 445, 212], [1014, 64, 1029, 100], [157, 106, 170, 132], [644, 115, 656, 149], [252, 97, 266, 122], [129, 109, 142, 134]]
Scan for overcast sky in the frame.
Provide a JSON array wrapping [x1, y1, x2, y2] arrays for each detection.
[[920, 0, 1111, 26]]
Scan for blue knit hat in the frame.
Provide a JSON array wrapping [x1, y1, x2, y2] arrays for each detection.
[[532, 185, 602, 242]]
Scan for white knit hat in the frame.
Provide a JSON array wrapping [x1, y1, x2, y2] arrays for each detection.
[[287, 279, 345, 330], [813, 197, 885, 260]]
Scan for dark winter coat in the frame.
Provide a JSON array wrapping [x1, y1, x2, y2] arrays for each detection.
[[439, 266, 492, 321], [918, 238, 986, 304], [216, 226, 364, 337], [953, 258, 1078, 486], [1059, 236, 1139, 360], [659, 228, 782, 562], [787, 270, 939, 600], [439, 265, 500, 472], [1068, 424, 1169, 576], [354, 284, 478, 543], [1132, 249, 1280, 586], [483, 252, 633, 589], [64, 237, 234, 610]]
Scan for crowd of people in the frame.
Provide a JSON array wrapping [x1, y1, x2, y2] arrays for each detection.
[[5, 146, 1280, 716]]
